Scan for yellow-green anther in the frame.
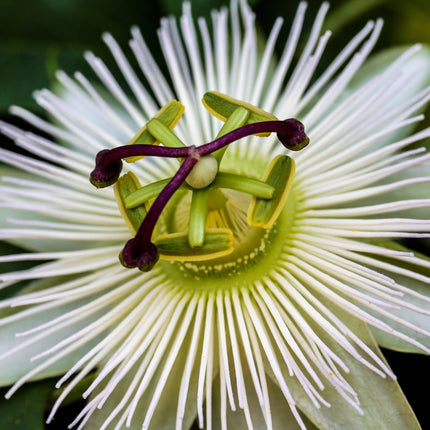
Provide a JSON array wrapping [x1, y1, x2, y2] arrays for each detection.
[[212, 172, 274, 199], [114, 172, 148, 233], [124, 178, 191, 209], [248, 155, 295, 229], [126, 100, 185, 162], [188, 188, 210, 248], [155, 228, 233, 261], [147, 118, 186, 148], [202, 91, 278, 137], [212, 106, 250, 162]]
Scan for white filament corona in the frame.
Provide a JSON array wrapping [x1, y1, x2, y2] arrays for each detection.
[[0, 1, 429, 429]]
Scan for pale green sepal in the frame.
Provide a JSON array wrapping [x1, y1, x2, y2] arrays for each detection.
[[0, 276, 104, 387], [188, 189, 210, 248], [266, 299, 421, 430], [212, 172, 274, 199], [146, 118, 185, 148], [114, 172, 147, 234], [0, 166, 99, 253], [346, 45, 430, 148], [365, 240, 430, 353], [248, 155, 295, 228], [0, 166, 46, 252], [212, 355, 318, 430], [359, 166, 430, 250], [155, 229, 233, 261], [84, 320, 205, 430], [362, 166, 430, 219]]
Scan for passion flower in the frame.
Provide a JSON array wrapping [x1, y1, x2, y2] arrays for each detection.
[[0, 1, 430, 429]]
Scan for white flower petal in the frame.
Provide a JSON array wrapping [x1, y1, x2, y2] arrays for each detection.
[[0, 275, 106, 386]]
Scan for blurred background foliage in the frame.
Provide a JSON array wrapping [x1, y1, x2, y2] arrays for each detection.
[[1, 0, 430, 112], [0, 0, 429, 428]]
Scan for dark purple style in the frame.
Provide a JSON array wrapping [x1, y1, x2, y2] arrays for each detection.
[[90, 118, 309, 271]]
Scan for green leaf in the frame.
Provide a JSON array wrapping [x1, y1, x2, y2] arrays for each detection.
[[0, 377, 56, 430], [0, 0, 163, 112], [212, 359, 319, 430], [324, 0, 390, 34], [265, 300, 421, 429], [365, 240, 430, 353], [0, 44, 50, 112], [0, 43, 87, 113]]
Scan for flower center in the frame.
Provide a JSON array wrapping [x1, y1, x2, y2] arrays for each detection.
[[89, 92, 309, 272], [158, 163, 299, 284]]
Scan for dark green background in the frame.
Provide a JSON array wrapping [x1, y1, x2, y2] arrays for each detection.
[[0, 0, 429, 428], [1, 0, 430, 113]]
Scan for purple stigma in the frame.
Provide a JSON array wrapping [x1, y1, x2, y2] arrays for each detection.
[[276, 119, 309, 151], [90, 149, 123, 188], [119, 239, 159, 272], [89, 144, 192, 188]]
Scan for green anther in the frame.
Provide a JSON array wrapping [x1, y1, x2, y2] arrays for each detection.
[[248, 155, 295, 229], [124, 178, 192, 209], [188, 188, 210, 248], [212, 106, 250, 162], [155, 228, 234, 261], [202, 91, 278, 137], [147, 118, 186, 148], [212, 172, 274, 199], [114, 172, 148, 233], [126, 100, 185, 163]]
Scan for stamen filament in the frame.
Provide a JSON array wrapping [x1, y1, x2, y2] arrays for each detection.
[[124, 178, 191, 209], [188, 188, 211, 248], [212, 172, 274, 199], [146, 118, 186, 148]]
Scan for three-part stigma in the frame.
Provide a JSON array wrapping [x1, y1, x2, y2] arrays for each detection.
[[90, 92, 309, 271]]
